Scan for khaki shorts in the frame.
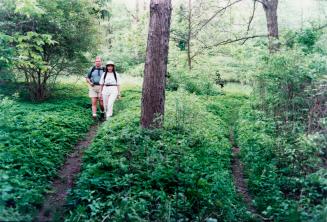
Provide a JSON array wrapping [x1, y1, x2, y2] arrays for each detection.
[[88, 85, 101, 98]]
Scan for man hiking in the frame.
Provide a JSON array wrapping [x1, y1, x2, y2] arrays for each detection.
[[86, 56, 105, 119]]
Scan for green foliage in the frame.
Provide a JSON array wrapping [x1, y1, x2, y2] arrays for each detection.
[[91, 0, 112, 20], [0, 83, 93, 221], [166, 59, 223, 96], [100, 2, 148, 72], [66, 89, 248, 221], [238, 103, 327, 221], [236, 33, 327, 221], [0, 33, 14, 69], [14, 31, 56, 73], [126, 63, 144, 77], [253, 48, 326, 132], [182, 75, 221, 96], [0, 33, 14, 82], [0, 1, 326, 221], [0, 0, 100, 100], [170, 3, 188, 51], [284, 28, 322, 53]]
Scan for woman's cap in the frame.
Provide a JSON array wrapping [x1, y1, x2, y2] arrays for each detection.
[[106, 61, 115, 66]]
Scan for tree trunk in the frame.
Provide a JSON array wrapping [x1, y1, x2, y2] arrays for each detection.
[[187, 0, 192, 70], [143, 0, 147, 11], [261, 0, 279, 52], [141, 0, 172, 128], [136, 0, 140, 22]]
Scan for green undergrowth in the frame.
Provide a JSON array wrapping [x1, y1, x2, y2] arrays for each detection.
[[236, 47, 327, 221], [237, 104, 327, 221], [205, 93, 249, 145], [0, 83, 94, 221], [65, 89, 251, 221]]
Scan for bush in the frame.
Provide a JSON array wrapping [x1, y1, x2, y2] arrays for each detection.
[[0, 33, 14, 82], [284, 28, 322, 53], [0, 0, 99, 100], [238, 104, 327, 220], [253, 48, 326, 132], [237, 45, 327, 220]]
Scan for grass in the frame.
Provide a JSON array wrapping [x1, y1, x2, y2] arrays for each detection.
[[222, 83, 252, 96]]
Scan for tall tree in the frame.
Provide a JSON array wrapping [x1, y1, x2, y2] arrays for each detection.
[[256, 0, 279, 52], [187, 0, 192, 69], [141, 0, 172, 128], [0, 0, 99, 100], [136, 0, 140, 22]]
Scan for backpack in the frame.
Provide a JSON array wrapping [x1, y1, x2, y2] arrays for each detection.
[[89, 66, 105, 77], [88, 66, 105, 84]]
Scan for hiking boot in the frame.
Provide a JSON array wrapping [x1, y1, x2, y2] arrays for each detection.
[[100, 112, 105, 120]]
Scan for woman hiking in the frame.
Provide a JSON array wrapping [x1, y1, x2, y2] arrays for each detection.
[[100, 61, 121, 120]]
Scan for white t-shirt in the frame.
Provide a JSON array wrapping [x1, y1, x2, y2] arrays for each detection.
[[99, 72, 121, 85]]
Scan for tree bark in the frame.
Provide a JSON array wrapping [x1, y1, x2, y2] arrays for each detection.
[[260, 0, 279, 52], [136, 0, 140, 22], [143, 0, 147, 11], [187, 0, 192, 70], [141, 0, 172, 128]]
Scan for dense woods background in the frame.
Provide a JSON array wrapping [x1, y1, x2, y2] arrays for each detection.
[[0, 0, 326, 221]]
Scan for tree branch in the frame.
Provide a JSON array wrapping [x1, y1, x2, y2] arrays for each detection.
[[192, 0, 244, 37], [207, 34, 267, 48], [316, 23, 327, 31], [191, 34, 267, 59], [255, 0, 266, 6], [246, 0, 257, 32]]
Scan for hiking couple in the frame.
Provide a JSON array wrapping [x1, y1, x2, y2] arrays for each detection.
[[86, 56, 121, 120]]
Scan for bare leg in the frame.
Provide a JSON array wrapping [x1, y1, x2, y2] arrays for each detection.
[[91, 97, 97, 116], [99, 97, 104, 112]]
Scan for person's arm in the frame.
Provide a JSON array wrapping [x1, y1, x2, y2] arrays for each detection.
[[100, 85, 104, 99], [86, 77, 93, 86], [99, 73, 104, 96], [117, 73, 121, 99], [117, 85, 121, 99], [86, 68, 94, 86]]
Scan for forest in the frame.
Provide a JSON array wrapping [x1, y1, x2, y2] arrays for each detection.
[[0, 0, 326, 221]]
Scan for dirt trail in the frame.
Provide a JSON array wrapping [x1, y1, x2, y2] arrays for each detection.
[[231, 146, 257, 213], [37, 124, 99, 222], [230, 129, 264, 221]]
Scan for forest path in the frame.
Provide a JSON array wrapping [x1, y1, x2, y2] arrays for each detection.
[[230, 128, 267, 221], [205, 93, 265, 220], [230, 129, 256, 213], [37, 124, 99, 222]]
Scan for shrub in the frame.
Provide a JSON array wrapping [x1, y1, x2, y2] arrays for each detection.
[[253, 48, 326, 133], [237, 47, 327, 219]]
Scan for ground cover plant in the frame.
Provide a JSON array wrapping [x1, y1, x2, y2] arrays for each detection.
[[65, 88, 251, 221], [237, 105, 327, 221], [0, 83, 94, 221]]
